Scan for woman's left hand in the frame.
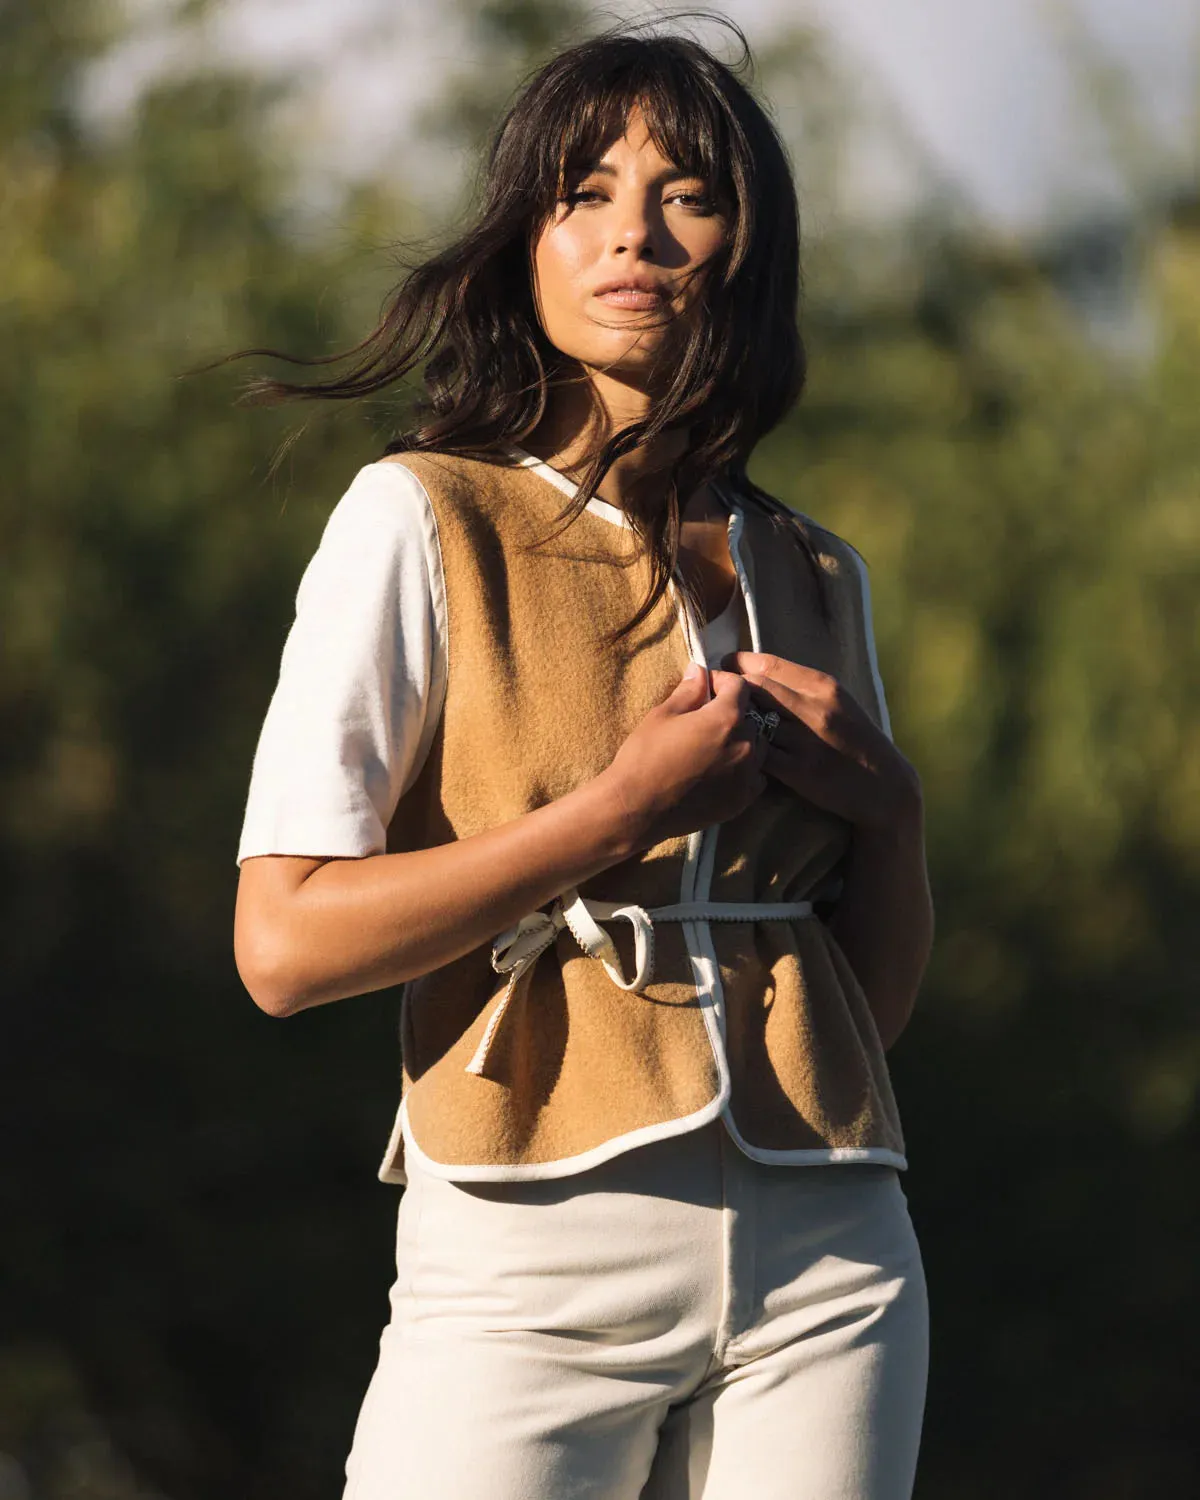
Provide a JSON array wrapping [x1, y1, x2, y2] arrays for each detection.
[[719, 652, 922, 834]]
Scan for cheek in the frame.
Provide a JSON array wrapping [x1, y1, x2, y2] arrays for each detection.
[[698, 223, 729, 263], [534, 221, 595, 324], [682, 220, 729, 278]]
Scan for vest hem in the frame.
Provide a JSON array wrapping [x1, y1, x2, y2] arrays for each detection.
[[392, 1088, 730, 1182], [719, 1105, 908, 1170], [365, 457, 909, 1189]]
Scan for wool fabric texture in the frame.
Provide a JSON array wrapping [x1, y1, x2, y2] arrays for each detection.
[[374, 451, 906, 1184]]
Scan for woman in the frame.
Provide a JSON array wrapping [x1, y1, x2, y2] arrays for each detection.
[[234, 19, 933, 1500]]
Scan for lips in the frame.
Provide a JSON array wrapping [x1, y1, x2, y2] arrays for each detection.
[[594, 289, 669, 316], [592, 280, 669, 310]]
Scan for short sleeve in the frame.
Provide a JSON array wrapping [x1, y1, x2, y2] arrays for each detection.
[[236, 461, 447, 866]]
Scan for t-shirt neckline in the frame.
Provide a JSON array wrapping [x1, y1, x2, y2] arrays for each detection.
[[703, 580, 741, 633], [505, 444, 742, 534], [505, 445, 629, 530]]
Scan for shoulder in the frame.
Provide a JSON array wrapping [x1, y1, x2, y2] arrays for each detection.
[[372, 449, 560, 568], [293, 460, 445, 612], [374, 448, 529, 512], [805, 518, 873, 599], [316, 458, 437, 546], [739, 484, 873, 594], [325, 458, 448, 560]]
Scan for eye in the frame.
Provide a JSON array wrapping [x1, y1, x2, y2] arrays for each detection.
[[667, 187, 715, 212], [561, 185, 605, 207]]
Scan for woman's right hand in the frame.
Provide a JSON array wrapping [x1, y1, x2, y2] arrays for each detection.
[[237, 664, 766, 1016], [600, 663, 769, 850]]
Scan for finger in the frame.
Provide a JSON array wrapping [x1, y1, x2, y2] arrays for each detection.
[[762, 718, 826, 771], [761, 743, 815, 795], [762, 721, 865, 807], [767, 698, 859, 766], [720, 651, 785, 678], [760, 736, 830, 793], [663, 663, 712, 712], [741, 672, 807, 725], [721, 652, 828, 693], [743, 673, 864, 756], [707, 667, 753, 702]]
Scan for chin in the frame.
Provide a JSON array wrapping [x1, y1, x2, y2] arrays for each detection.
[[582, 336, 672, 385]]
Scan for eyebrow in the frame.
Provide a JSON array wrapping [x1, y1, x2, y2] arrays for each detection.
[[581, 162, 706, 184]]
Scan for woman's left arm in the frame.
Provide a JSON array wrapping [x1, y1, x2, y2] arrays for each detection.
[[824, 797, 933, 1051], [720, 652, 934, 1050]]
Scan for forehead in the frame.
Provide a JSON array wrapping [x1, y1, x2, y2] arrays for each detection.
[[553, 87, 718, 187], [589, 106, 690, 171]]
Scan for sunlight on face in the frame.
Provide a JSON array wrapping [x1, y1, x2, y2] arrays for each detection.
[[532, 105, 729, 389]]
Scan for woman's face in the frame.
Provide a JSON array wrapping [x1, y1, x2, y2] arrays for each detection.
[[532, 105, 729, 390]]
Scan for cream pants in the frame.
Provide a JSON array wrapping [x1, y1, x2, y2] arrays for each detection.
[[342, 1119, 929, 1500]]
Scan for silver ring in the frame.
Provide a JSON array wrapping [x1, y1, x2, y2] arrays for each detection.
[[746, 708, 781, 743]]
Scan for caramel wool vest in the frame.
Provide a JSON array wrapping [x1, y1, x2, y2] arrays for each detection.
[[375, 450, 906, 1184]]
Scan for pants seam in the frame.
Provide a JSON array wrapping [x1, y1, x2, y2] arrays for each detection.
[[706, 1127, 734, 1376]]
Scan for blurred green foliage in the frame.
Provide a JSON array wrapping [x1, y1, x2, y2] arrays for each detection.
[[1, 3, 1196, 1497]]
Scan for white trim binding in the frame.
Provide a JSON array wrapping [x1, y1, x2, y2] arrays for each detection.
[[396, 1088, 729, 1183], [719, 1104, 909, 1171], [505, 444, 631, 529], [379, 461, 908, 1184], [845, 543, 893, 741], [371, 461, 451, 797]]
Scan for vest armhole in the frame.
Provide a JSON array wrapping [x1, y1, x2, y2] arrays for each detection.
[[367, 459, 452, 797]]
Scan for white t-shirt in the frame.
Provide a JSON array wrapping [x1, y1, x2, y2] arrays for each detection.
[[237, 452, 745, 866], [237, 461, 446, 865], [700, 578, 745, 669]]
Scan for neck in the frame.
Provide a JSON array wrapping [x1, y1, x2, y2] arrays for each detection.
[[521, 363, 690, 511]]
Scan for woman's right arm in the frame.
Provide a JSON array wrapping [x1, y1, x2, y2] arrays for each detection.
[[237, 768, 633, 1016], [232, 463, 763, 1017], [236, 662, 760, 1016]]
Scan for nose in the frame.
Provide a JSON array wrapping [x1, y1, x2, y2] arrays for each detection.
[[608, 196, 660, 260]]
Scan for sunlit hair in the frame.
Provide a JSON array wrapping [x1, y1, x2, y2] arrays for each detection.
[[235, 14, 830, 640]]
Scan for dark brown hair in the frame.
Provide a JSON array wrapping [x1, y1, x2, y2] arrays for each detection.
[[235, 13, 829, 640]]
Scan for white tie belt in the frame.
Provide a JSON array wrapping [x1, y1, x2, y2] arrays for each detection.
[[465, 887, 816, 1077]]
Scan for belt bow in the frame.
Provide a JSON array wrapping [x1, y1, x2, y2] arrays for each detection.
[[465, 887, 815, 1078]]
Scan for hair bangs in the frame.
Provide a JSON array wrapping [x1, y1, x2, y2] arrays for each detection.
[[518, 47, 737, 230], [231, 15, 824, 638]]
